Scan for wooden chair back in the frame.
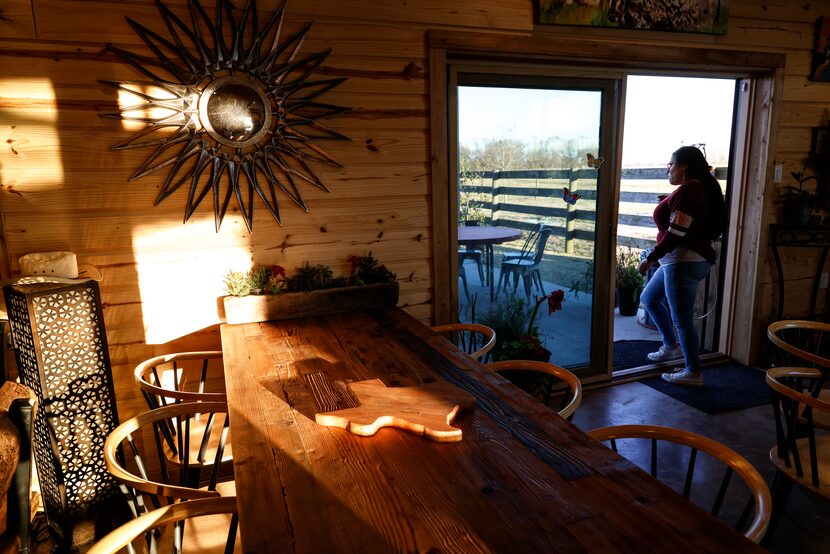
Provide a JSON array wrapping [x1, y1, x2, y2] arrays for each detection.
[[485, 360, 582, 419], [766, 367, 830, 498], [104, 402, 232, 519], [431, 323, 496, 361], [767, 320, 830, 371], [588, 424, 771, 544], [134, 351, 227, 407], [87, 496, 239, 554]]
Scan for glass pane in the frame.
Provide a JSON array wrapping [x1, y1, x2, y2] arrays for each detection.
[[457, 85, 602, 369], [613, 75, 735, 372]]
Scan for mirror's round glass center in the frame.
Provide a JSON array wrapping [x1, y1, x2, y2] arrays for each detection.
[[206, 83, 266, 142]]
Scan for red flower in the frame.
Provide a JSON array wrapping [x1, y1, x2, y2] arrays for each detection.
[[270, 265, 286, 279], [547, 289, 565, 314]]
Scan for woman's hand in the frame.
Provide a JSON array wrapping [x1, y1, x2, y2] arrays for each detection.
[[638, 259, 651, 276]]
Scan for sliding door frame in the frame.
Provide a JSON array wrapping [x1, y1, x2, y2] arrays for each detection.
[[429, 31, 785, 374], [448, 67, 621, 380]]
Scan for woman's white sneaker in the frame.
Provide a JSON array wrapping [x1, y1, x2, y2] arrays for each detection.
[[661, 368, 704, 387], [647, 344, 682, 362]]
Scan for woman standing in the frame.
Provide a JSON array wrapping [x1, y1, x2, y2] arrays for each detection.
[[638, 146, 726, 387]]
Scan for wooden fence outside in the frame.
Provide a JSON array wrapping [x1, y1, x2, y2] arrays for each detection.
[[460, 167, 727, 256]]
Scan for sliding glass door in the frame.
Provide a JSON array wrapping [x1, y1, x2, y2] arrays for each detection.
[[450, 68, 621, 380]]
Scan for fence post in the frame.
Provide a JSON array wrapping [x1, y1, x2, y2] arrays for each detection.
[[489, 170, 498, 225], [565, 168, 578, 254]]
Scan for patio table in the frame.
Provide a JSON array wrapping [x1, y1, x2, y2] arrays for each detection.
[[220, 307, 763, 553], [458, 226, 522, 300]]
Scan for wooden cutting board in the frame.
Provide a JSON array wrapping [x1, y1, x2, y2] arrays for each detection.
[[314, 378, 476, 442]]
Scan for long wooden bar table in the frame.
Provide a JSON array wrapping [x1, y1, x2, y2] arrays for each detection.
[[221, 307, 762, 553]]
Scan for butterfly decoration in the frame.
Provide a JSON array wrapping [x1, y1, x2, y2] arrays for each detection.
[[586, 153, 605, 169], [563, 187, 581, 205]]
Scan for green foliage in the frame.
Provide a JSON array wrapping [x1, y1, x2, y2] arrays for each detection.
[[458, 151, 489, 224], [348, 252, 396, 285], [780, 168, 818, 204], [224, 270, 251, 297], [478, 294, 541, 361], [616, 246, 645, 291], [248, 265, 273, 291], [568, 258, 594, 299], [283, 262, 348, 292], [224, 254, 395, 296]]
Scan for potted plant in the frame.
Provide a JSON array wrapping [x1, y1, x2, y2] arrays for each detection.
[[615, 246, 645, 317], [479, 290, 564, 401], [779, 169, 818, 225], [222, 253, 398, 324]]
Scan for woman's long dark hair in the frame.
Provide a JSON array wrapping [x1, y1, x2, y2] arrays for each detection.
[[673, 146, 727, 239]]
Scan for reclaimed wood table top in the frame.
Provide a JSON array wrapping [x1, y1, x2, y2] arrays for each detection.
[[220, 307, 762, 553]]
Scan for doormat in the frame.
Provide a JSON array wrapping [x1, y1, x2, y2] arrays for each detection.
[[613, 340, 663, 371], [640, 363, 770, 414]]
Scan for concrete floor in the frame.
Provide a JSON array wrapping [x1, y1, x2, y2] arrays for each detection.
[[571, 381, 830, 553], [459, 259, 661, 368]]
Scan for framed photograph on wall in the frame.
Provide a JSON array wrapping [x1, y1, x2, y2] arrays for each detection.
[[536, 1, 729, 35], [811, 17, 830, 82]]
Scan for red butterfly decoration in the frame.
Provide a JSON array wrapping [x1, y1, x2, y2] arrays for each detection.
[[563, 187, 581, 205]]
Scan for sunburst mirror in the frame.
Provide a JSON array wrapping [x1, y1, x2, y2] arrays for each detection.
[[100, 0, 349, 231]]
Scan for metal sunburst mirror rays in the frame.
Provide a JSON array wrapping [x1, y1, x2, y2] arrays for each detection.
[[100, 0, 350, 232]]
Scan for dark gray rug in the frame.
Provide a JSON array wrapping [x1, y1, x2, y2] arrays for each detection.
[[613, 340, 662, 371], [640, 363, 770, 413]]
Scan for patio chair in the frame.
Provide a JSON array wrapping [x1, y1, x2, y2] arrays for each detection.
[[762, 366, 830, 546], [458, 220, 486, 286], [431, 323, 496, 361], [458, 266, 470, 303], [88, 496, 239, 554], [496, 224, 552, 300], [485, 360, 582, 419], [588, 424, 771, 544]]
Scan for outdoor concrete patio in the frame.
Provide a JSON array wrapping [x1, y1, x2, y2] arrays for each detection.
[[458, 255, 661, 369]]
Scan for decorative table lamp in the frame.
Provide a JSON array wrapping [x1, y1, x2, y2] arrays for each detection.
[[2, 277, 120, 547]]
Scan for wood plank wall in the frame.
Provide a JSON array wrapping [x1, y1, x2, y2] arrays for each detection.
[[0, 0, 822, 418]]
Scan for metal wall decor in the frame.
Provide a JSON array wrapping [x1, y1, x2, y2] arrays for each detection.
[[100, 0, 350, 231]]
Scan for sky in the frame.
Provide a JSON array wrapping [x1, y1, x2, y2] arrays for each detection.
[[458, 75, 736, 167]]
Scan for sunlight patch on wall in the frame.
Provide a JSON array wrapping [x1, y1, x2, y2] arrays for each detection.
[[116, 84, 189, 132], [132, 218, 252, 344], [0, 78, 63, 189]]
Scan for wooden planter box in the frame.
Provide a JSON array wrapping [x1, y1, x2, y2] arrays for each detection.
[[223, 281, 399, 325]]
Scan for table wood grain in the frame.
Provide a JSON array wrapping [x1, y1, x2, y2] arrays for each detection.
[[221, 308, 762, 553]]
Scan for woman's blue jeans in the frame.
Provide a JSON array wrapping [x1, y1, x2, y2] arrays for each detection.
[[640, 261, 712, 373]]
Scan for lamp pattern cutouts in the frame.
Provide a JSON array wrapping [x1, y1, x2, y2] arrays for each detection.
[[4, 283, 120, 539], [100, 0, 350, 231]]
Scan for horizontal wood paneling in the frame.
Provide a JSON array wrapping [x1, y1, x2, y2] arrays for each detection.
[[28, 0, 531, 44], [0, 0, 825, 421], [0, 1, 35, 39]]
